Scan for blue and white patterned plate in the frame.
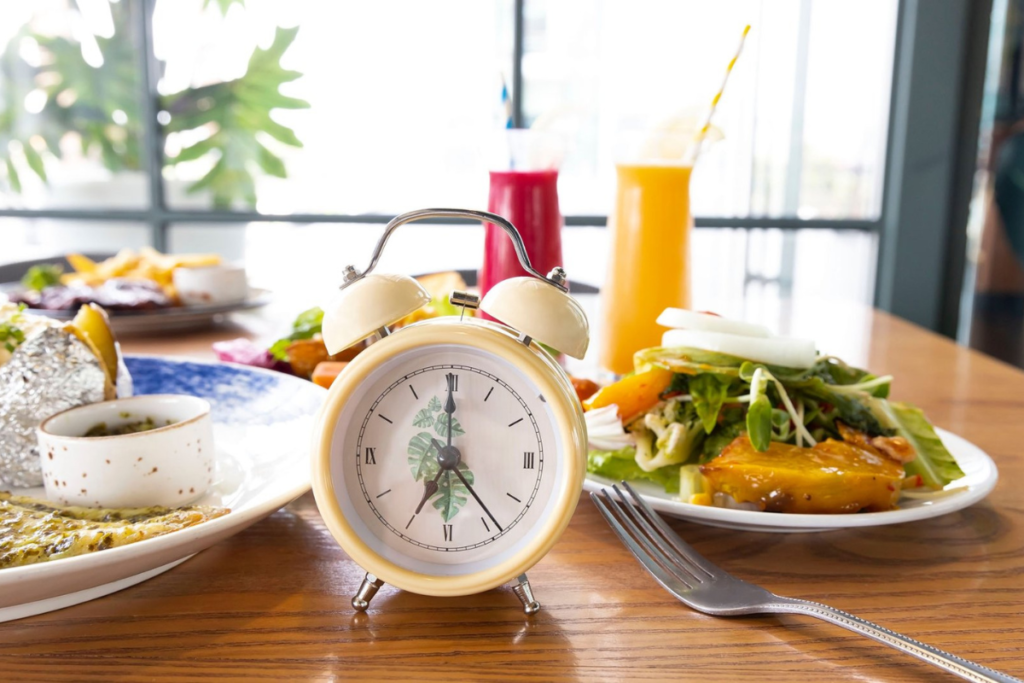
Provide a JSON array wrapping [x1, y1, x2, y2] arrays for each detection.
[[0, 355, 326, 623]]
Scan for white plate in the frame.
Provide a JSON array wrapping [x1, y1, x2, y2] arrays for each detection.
[[583, 428, 999, 533], [0, 355, 325, 622]]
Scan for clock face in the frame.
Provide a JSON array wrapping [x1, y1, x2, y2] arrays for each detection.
[[329, 343, 563, 576]]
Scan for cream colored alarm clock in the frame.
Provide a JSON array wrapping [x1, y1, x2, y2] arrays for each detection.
[[311, 208, 589, 614]]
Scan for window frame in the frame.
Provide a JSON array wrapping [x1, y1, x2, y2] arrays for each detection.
[[0, 0, 987, 337]]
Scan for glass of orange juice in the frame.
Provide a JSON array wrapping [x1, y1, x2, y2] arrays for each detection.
[[600, 133, 695, 375]]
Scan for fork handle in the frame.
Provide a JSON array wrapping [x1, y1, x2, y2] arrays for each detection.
[[770, 599, 1020, 683]]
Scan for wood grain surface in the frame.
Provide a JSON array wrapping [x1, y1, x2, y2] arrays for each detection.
[[2, 306, 1023, 682]]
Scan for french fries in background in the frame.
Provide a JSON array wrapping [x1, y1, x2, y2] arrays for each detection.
[[62, 248, 221, 304]]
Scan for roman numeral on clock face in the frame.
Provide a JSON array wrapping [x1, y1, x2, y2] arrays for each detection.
[[523, 451, 535, 469], [443, 524, 453, 542], [446, 373, 458, 392], [364, 447, 376, 465]]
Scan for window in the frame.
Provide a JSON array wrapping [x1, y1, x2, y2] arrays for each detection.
[[522, 0, 897, 220], [156, 0, 515, 213], [2, 0, 898, 310]]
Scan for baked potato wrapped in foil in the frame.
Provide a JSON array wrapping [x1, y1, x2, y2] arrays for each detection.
[[0, 302, 131, 487]]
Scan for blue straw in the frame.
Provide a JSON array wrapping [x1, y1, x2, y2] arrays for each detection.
[[501, 74, 515, 168], [501, 77, 513, 129]]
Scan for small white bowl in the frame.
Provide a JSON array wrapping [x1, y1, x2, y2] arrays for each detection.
[[37, 395, 215, 508], [173, 264, 248, 306]]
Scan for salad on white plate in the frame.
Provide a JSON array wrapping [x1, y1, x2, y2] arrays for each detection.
[[582, 309, 972, 517]]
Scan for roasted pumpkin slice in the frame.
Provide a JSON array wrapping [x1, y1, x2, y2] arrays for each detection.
[[700, 436, 904, 514], [583, 367, 674, 422]]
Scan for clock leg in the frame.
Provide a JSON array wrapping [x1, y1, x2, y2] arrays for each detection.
[[351, 572, 385, 612], [511, 573, 541, 615]]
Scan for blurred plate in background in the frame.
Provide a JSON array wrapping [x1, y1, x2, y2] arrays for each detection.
[[0, 255, 270, 334]]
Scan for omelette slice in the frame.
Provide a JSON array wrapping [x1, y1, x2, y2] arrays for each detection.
[[700, 436, 905, 514], [0, 491, 228, 569]]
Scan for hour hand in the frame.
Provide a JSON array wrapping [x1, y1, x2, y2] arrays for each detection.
[[415, 469, 442, 514], [444, 373, 456, 446], [444, 373, 457, 415], [414, 440, 447, 514]]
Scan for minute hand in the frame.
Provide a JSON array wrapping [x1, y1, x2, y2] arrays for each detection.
[[452, 467, 503, 533]]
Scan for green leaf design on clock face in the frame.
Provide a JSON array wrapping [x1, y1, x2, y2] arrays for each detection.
[[434, 413, 464, 437], [412, 395, 441, 429], [407, 431, 439, 481], [405, 394, 473, 521], [433, 465, 473, 522], [412, 409, 435, 428]]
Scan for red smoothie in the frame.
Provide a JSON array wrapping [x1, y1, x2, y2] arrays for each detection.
[[479, 169, 563, 304]]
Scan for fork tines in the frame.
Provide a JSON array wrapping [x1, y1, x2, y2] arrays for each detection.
[[590, 482, 717, 592]]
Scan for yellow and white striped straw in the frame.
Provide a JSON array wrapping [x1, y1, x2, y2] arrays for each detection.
[[685, 24, 752, 166]]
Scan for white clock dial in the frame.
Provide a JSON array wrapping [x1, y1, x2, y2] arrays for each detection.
[[330, 344, 563, 575]]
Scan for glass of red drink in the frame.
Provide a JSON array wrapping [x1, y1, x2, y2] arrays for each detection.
[[479, 130, 565, 305]]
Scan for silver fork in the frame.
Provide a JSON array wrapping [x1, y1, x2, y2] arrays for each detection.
[[591, 482, 1021, 683]]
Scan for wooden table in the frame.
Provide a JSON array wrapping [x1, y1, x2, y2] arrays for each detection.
[[3, 305, 1023, 681]]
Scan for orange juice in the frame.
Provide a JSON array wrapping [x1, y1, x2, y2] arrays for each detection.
[[600, 162, 693, 375]]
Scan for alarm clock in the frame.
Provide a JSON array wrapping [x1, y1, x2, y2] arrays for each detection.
[[311, 208, 589, 614]]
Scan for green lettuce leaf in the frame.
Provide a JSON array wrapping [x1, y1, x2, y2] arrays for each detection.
[[634, 346, 745, 376], [872, 400, 965, 488], [587, 447, 680, 494], [746, 395, 773, 451], [429, 293, 461, 318], [790, 377, 890, 436], [269, 306, 324, 361], [696, 417, 745, 464], [689, 373, 732, 434], [21, 264, 62, 292]]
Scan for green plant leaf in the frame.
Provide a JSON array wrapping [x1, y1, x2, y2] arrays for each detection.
[[4, 159, 20, 193], [0, 0, 303, 208], [237, 85, 310, 111], [431, 465, 474, 521], [173, 137, 218, 163], [407, 431, 439, 482], [243, 110, 304, 146], [426, 396, 442, 413], [256, 143, 287, 178], [204, 0, 246, 13], [28, 2, 143, 175], [21, 142, 47, 181], [161, 25, 307, 207]]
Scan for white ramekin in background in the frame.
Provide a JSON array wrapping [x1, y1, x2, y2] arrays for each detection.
[[173, 264, 248, 306]]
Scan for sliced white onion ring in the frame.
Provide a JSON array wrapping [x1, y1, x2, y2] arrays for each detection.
[[661, 329, 817, 369], [585, 404, 635, 451], [656, 308, 771, 338]]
